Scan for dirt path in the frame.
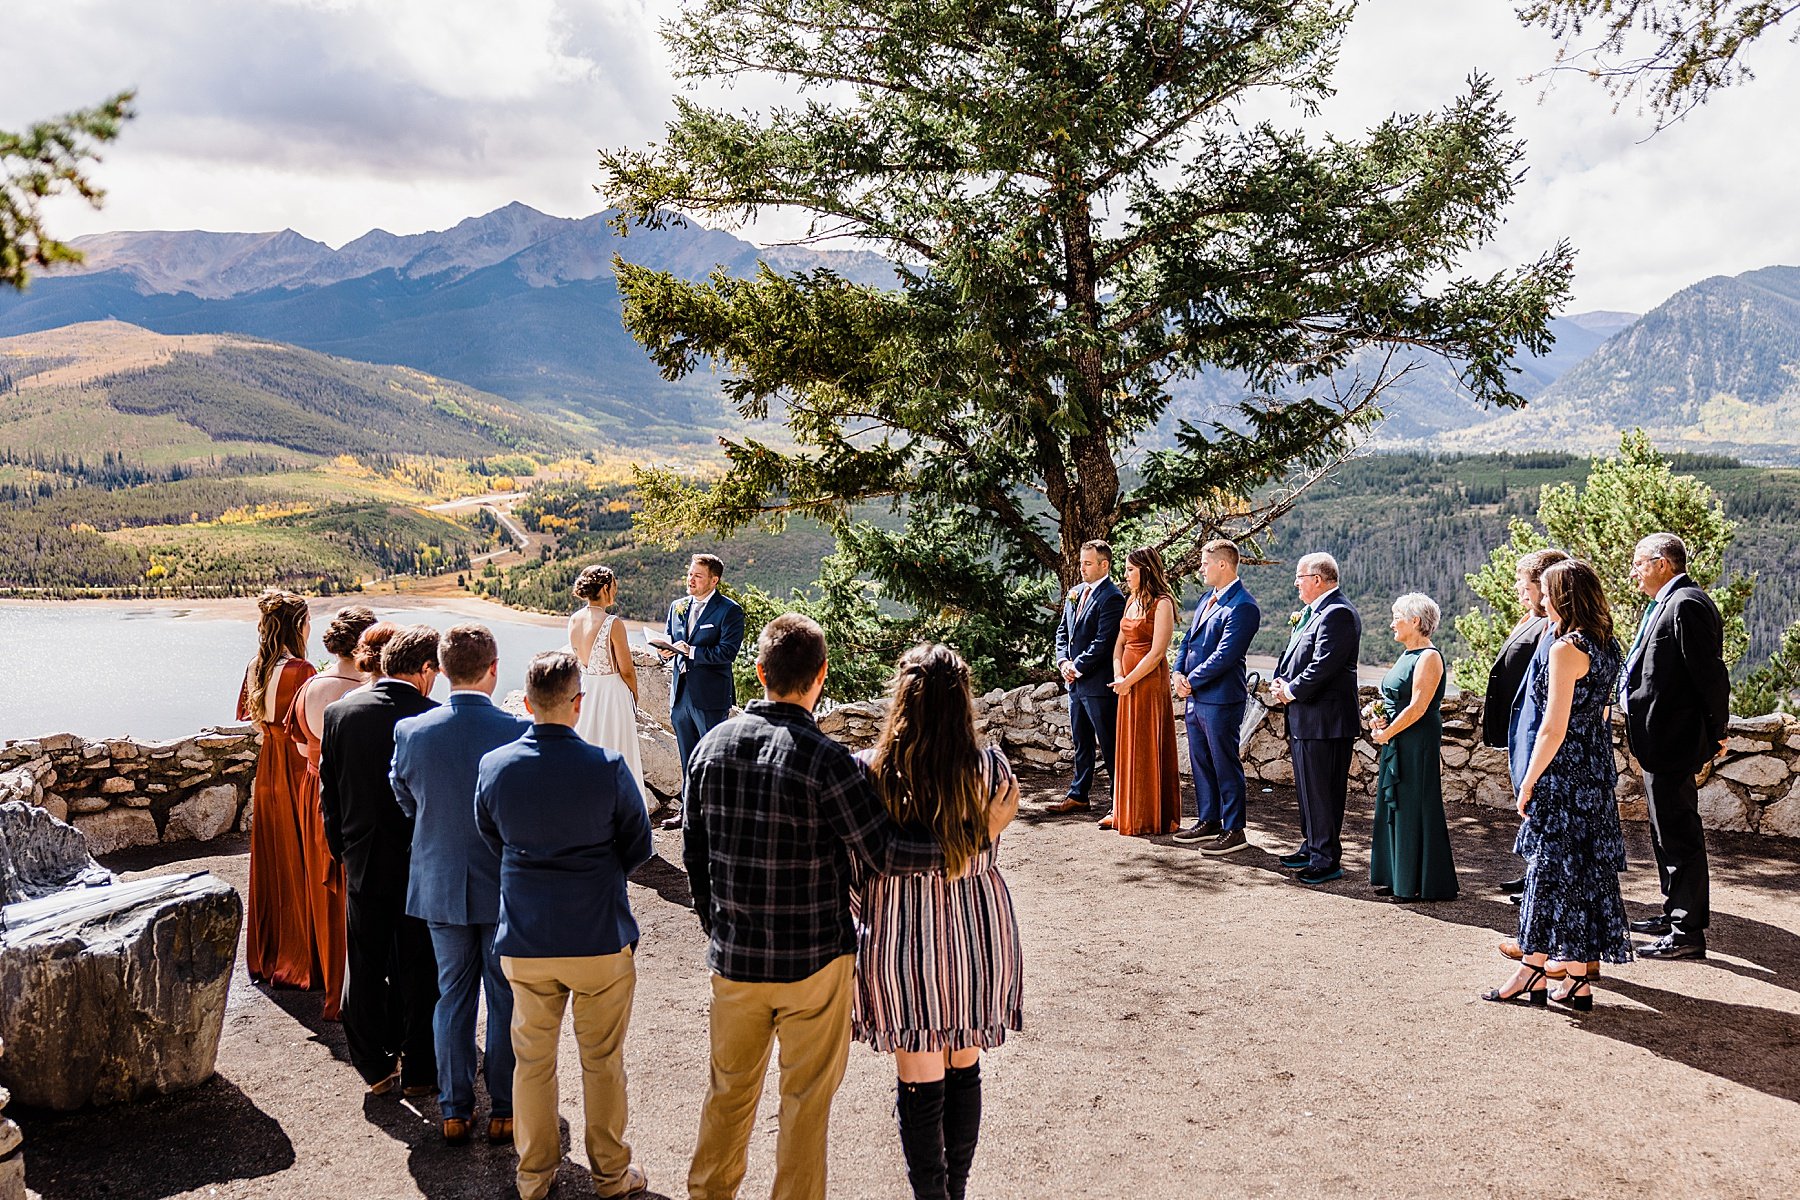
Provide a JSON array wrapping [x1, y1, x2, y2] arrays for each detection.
[[16, 779, 1800, 1199]]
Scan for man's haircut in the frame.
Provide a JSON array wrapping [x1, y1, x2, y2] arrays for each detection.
[[525, 650, 583, 708], [1202, 538, 1241, 568], [692, 552, 725, 580], [381, 624, 442, 678], [1515, 548, 1570, 585], [1637, 532, 1688, 574], [438, 623, 498, 686], [757, 613, 827, 697], [1080, 539, 1113, 566], [1299, 552, 1340, 583]]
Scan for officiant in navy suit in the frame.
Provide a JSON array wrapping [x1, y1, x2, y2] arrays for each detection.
[[1171, 539, 1261, 855], [390, 623, 531, 1145], [1046, 539, 1126, 816], [657, 553, 746, 829], [1271, 552, 1362, 885]]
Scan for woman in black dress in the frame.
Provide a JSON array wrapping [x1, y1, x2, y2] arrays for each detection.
[[1483, 560, 1633, 1011]]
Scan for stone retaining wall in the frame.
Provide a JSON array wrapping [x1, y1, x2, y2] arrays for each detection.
[[0, 729, 256, 855], [819, 680, 1800, 841], [8, 668, 1797, 856]]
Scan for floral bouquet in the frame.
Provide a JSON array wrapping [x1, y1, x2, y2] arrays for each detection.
[[1361, 698, 1393, 730]]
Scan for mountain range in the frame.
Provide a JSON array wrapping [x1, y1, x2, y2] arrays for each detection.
[[3, 202, 1798, 462]]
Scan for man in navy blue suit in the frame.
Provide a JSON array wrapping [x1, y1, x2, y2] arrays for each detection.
[[1171, 539, 1262, 855], [391, 623, 530, 1146], [1046, 539, 1126, 816], [476, 651, 654, 1200], [1271, 552, 1363, 885], [656, 553, 746, 829]]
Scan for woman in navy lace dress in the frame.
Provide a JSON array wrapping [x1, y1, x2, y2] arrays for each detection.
[[1483, 560, 1633, 1012]]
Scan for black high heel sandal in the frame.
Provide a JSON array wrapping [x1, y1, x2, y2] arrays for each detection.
[[1551, 972, 1594, 1012], [1481, 962, 1548, 1006]]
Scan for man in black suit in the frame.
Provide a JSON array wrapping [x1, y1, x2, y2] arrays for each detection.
[[1621, 532, 1730, 960], [1271, 553, 1362, 885], [1483, 547, 1568, 896], [1046, 539, 1126, 816], [321, 624, 443, 1094]]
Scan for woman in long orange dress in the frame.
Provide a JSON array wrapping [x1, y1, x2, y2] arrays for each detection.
[[236, 590, 318, 988], [284, 605, 379, 1020], [1103, 547, 1181, 836]]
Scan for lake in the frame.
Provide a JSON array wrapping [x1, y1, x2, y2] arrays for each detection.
[[0, 598, 649, 742]]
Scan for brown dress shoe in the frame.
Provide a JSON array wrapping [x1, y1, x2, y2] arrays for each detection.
[[1043, 796, 1090, 815], [598, 1164, 649, 1198], [486, 1116, 514, 1144], [365, 1070, 401, 1096], [442, 1117, 471, 1145]]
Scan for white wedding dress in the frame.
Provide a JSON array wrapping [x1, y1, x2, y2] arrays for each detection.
[[574, 614, 647, 807]]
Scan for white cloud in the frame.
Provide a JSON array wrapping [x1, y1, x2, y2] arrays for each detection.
[[3, 0, 1796, 308]]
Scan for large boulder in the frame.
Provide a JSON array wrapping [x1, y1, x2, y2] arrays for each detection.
[[638, 710, 683, 801], [0, 1037, 21, 1200], [0, 800, 112, 904], [0, 869, 241, 1110]]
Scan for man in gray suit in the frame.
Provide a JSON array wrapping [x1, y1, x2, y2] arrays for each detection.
[[391, 623, 531, 1144]]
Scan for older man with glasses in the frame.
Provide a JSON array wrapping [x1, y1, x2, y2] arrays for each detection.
[[1619, 532, 1730, 960], [1270, 554, 1363, 885]]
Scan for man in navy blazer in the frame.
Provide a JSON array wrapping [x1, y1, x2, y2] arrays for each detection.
[[1271, 553, 1363, 884], [1172, 539, 1262, 854], [1047, 539, 1127, 815], [476, 651, 654, 1200], [390, 623, 530, 1145], [657, 553, 746, 828]]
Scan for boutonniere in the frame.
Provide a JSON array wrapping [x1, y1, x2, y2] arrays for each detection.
[[676, 598, 692, 618], [1287, 610, 1303, 629], [1067, 585, 1083, 602]]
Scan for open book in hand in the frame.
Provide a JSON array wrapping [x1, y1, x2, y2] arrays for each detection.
[[646, 635, 680, 655]]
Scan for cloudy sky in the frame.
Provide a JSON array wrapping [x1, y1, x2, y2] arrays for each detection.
[[3, 0, 1797, 313]]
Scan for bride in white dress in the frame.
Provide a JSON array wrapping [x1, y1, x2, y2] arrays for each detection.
[[567, 564, 646, 803]]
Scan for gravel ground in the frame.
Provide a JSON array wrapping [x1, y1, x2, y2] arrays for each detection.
[[16, 775, 1800, 1200]]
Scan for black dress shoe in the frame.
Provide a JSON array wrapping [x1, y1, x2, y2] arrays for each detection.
[[1277, 851, 1310, 869], [1172, 820, 1222, 843], [1295, 864, 1343, 885], [1639, 934, 1706, 960], [1498, 876, 1525, 895], [1629, 916, 1673, 936]]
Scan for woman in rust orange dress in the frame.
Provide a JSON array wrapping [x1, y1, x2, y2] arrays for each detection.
[[1103, 547, 1181, 836], [237, 590, 318, 989], [284, 606, 380, 1020]]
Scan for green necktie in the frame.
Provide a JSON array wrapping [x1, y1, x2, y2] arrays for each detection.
[[1630, 598, 1659, 654], [1300, 603, 1314, 628]]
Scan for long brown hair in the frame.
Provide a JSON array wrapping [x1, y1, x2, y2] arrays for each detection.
[[1125, 546, 1173, 610], [867, 643, 990, 878], [1541, 560, 1616, 647], [248, 590, 309, 717]]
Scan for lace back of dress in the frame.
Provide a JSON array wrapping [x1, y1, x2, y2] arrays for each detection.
[[585, 615, 618, 676]]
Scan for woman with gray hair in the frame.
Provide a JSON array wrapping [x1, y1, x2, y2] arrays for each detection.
[[1367, 593, 1459, 901]]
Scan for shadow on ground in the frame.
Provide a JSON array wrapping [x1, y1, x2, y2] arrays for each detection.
[[18, 1075, 293, 1200]]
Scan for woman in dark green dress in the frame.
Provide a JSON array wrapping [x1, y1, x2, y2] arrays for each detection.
[[1367, 593, 1459, 901]]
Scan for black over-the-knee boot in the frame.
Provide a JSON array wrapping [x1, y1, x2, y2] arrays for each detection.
[[943, 1061, 982, 1200], [896, 1078, 950, 1200]]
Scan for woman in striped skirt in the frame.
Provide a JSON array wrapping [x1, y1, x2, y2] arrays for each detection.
[[854, 642, 1024, 1200]]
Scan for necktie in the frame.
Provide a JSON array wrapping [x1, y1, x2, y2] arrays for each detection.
[[1630, 599, 1659, 655], [1299, 603, 1314, 629], [688, 597, 704, 636], [1077, 585, 1093, 621]]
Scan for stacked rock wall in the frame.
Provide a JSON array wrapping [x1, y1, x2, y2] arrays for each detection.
[[0, 728, 257, 855], [819, 680, 1800, 841]]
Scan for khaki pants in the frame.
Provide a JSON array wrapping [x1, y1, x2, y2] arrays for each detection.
[[502, 949, 636, 1200], [687, 955, 854, 1200]]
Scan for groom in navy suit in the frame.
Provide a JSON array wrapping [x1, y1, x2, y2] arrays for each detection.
[[1271, 552, 1362, 885], [658, 553, 746, 829], [1047, 539, 1126, 815], [1171, 539, 1261, 854], [390, 623, 531, 1144]]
